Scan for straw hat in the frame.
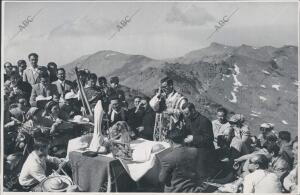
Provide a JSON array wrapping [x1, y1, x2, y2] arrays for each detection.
[[36, 95, 52, 102], [69, 115, 90, 124], [41, 175, 72, 192], [229, 114, 245, 123], [65, 91, 79, 100]]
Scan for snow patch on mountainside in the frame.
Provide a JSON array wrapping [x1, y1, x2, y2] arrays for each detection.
[[272, 84, 280, 91]]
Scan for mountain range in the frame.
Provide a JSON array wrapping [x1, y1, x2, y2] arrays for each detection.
[[62, 42, 298, 136]]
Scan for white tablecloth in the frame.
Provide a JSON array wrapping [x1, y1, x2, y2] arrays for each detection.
[[67, 136, 170, 181]]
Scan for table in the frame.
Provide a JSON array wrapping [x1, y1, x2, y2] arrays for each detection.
[[68, 138, 170, 192], [69, 151, 136, 192]]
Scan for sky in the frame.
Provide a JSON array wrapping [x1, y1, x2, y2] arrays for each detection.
[[2, 1, 298, 66]]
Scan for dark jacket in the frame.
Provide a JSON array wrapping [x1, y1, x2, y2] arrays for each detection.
[[139, 107, 156, 140], [4, 80, 32, 102], [127, 107, 143, 132], [159, 146, 207, 192], [184, 112, 215, 150]]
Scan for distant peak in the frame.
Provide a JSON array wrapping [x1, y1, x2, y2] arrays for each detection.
[[239, 44, 252, 48], [210, 42, 225, 47]]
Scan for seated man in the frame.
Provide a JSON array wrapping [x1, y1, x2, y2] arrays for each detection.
[[19, 138, 66, 188], [283, 165, 298, 193], [4, 71, 32, 104], [243, 154, 282, 193], [59, 92, 81, 119], [9, 97, 30, 123], [127, 96, 143, 132], [236, 142, 290, 179], [108, 97, 127, 127], [212, 107, 231, 148], [30, 72, 59, 107], [52, 68, 74, 101], [22, 107, 61, 137], [136, 97, 156, 140], [278, 131, 293, 166], [229, 114, 251, 140], [159, 129, 208, 192], [257, 123, 277, 147]]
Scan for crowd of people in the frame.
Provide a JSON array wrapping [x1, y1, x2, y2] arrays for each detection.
[[3, 52, 298, 193]]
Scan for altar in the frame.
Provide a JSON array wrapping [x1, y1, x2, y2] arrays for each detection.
[[67, 135, 171, 192]]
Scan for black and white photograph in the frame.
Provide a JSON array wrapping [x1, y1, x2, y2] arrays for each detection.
[[1, 0, 299, 193]]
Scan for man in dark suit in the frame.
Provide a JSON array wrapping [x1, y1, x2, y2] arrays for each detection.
[[136, 97, 156, 140], [52, 68, 73, 99], [159, 129, 208, 192], [108, 97, 127, 127], [182, 103, 215, 150], [30, 72, 59, 107], [47, 62, 58, 83], [4, 71, 32, 103], [127, 96, 142, 132], [182, 103, 216, 178]]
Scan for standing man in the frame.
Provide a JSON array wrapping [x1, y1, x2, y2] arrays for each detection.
[[182, 103, 215, 150], [52, 68, 74, 100], [149, 77, 188, 141], [182, 102, 216, 179], [17, 60, 27, 78], [23, 53, 41, 85]]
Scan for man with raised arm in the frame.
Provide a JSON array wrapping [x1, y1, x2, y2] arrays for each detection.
[[149, 77, 188, 141]]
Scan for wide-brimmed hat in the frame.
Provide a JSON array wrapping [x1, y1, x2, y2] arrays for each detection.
[[260, 123, 274, 129], [41, 175, 72, 192], [229, 114, 245, 123], [45, 101, 59, 111], [69, 115, 90, 124], [26, 107, 40, 119], [36, 95, 52, 102], [65, 91, 79, 100]]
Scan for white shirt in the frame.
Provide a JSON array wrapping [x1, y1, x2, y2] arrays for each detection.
[[58, 79, 65, 86], [212, 120, 230, 138], [19, 151, 63, 186], [243, 169, 282, 193]]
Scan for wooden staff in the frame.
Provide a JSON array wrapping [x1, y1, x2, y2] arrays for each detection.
[[74, 67, 93, 116]]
